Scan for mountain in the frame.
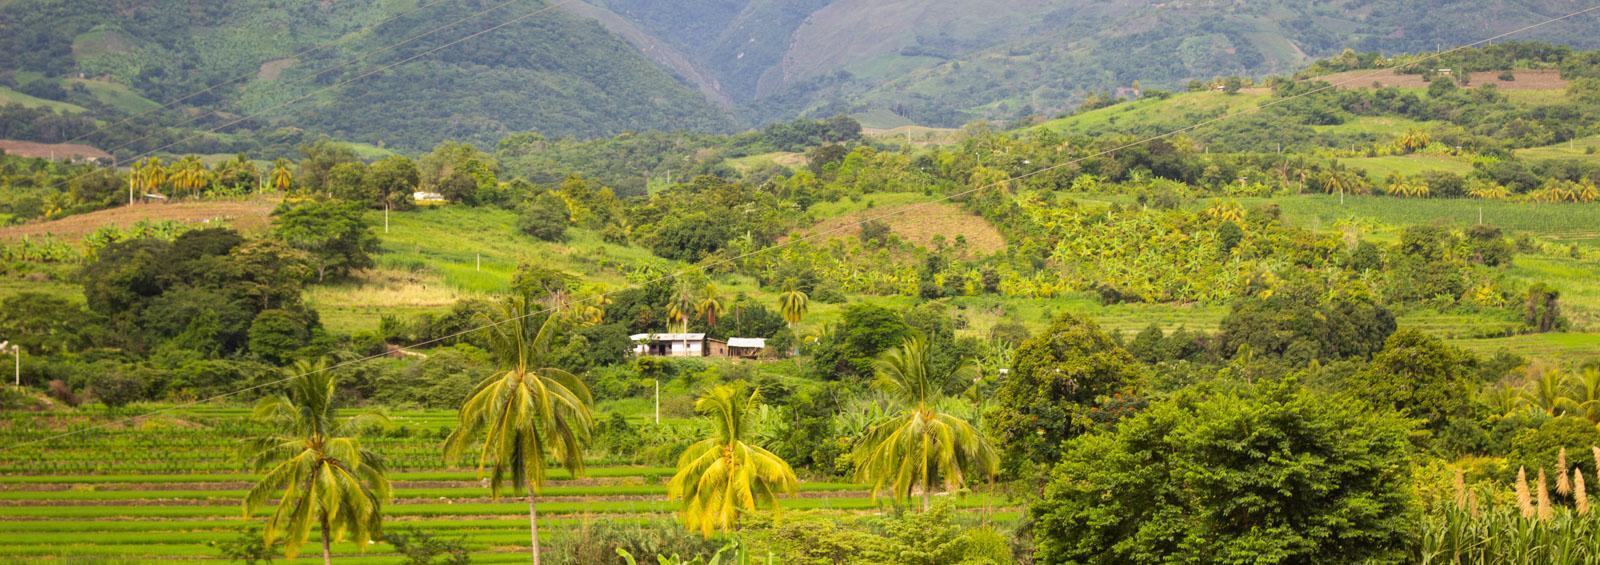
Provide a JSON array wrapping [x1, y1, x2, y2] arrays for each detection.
[[3, 0, 1599, 155], [578, 0, 1600, 126], [0, 0, 735, 152]]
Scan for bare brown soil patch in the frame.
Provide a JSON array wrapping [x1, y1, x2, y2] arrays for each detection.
[[0, 140, 109, 161], [0, 196, 279, 241], [257, 58, 297, 81], [1319, 69, 1567, 90], [797, 202, 1006, 254]]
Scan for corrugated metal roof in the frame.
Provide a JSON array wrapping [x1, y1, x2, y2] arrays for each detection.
[[727, 338, 766, 348], [629, 333, 706, 341]]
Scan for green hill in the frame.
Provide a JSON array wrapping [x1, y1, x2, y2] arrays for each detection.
[[0, 0, 734, 152]]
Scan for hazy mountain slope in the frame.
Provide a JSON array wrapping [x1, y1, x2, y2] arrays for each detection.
[[596, 0, 1600, 127], [0, 0, 735, 150]]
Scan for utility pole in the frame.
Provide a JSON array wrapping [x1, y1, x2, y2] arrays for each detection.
[[476, 252, 481, 272], [384, 201, 390, 234], [654, 379, 660, 425]]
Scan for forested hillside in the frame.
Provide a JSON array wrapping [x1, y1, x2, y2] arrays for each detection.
[[0, 0, 734, 155], [593, 0, 1600, 126]]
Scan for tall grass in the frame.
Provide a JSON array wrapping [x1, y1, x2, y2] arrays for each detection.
[[1420, 461, 1600, 564]]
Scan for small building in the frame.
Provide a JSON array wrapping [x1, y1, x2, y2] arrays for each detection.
[[413, 191, 446, 202], [727, 337, 767, 359], [631, 333, 727, 358]]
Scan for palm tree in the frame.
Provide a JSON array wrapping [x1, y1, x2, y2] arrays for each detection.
[[243, 360, 391, 564], [668, 384, 798, 536], [854, 336, 998, 511], [1558, 368, 1600, 423], [137, 156, 168, 197], [272, 158, 294, 192], [777, 283, 808, 328], [667, 281, 696, 334], [443, 297, 592, 565], [695, 283, 726, 329]]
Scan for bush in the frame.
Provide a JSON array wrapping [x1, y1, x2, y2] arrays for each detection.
[[89, 370, 147, 410], [1032, 379, 1415, 563], [548, 520, 721, 564]]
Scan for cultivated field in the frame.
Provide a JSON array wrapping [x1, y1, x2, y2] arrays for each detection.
[[0, 197, 279, 241], [0, 406, 1009, 562]]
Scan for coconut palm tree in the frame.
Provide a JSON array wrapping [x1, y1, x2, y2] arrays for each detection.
[[443, 297, 592, 565], [854, 336, 998, 511], [667, 384, 798, 536], [776, 283, 808, 328], [271, 158, 294, 192], [667, 280, 696, 334], [243, 360, 391, 564], [695, 283, 726, 329], [137, 156, 167, 197]]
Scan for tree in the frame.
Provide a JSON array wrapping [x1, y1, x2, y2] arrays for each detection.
[[988, 313, 1144, 471], [1344, 329, 1477, 440], [367, 156, 419, 211], [668, 384, 798, 536], [854, 337, 997, 511], [271, 159, 294, 192], [777, 283, 808, 327], [295, 140, 359, 194], [1525, 283, 1566, 333], [694, 283, 725, 329], [272, 200, 378, 282], [243, 360, 390, 563], [807, 304, 911, 381], [1032, 379, 1415, 563], [516, 193, 570, 242], [420, 141, 497, 204], [443, 297, 592, 565]]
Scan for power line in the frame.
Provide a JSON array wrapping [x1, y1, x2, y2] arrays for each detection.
[[2, 3, 1596, 453]]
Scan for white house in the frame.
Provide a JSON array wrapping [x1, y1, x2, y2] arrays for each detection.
[[630, 333, 727, 357]]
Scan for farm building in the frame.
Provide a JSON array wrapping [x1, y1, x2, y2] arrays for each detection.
[[727, 337, 767, 359], [631, 333, 767, 358]]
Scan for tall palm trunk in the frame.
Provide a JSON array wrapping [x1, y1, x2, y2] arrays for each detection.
[[321, 514, 333, 565], [922, 436, 932, 512], [528, 488, 542, 565]]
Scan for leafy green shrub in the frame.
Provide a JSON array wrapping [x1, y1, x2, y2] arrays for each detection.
[[548, 520, 721, 565], [1032, 379, 1415, 563]]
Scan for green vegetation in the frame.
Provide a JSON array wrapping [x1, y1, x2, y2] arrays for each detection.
[[5, 39, 1600, 564]]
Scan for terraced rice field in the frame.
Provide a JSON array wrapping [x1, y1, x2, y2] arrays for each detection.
[[0, 406, 1003, 562]]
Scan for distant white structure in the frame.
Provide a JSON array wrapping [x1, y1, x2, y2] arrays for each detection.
[[412, 191, 445, 202]]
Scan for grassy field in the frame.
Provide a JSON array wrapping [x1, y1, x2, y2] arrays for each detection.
[[1239, 194, 1600, 246], [724, 151, 806, 174], [0, 85, 86, 113], [1312, 115, 1431, 137], [1514, 134, 1600, 162], [1337, 154, 1475, 178], [68, 78, 162, 114], [0, 405, 1011, 562], [1036, 91, 1270, 137]]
